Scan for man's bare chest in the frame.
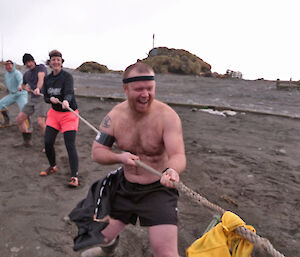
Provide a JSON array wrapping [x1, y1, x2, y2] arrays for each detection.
[[115, 120, 164, 156]]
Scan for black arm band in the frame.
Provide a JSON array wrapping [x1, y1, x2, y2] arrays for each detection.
[[123, 76, 155, 84], [95, 132, 115, 147]]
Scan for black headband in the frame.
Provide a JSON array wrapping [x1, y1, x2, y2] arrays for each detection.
[[123, 76, 155, 84]]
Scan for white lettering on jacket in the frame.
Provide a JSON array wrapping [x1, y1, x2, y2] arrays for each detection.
[[48, 88, 61, 95]]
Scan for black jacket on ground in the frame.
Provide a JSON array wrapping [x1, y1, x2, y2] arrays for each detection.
[[69, 168, 122, 251]]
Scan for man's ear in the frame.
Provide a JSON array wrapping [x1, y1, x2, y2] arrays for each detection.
[[123, 84, 128, 95]]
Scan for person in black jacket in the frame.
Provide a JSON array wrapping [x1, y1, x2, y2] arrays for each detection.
[[40, 50, 80, 187]]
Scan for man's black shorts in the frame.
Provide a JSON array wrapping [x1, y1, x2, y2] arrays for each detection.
[[110, 171, 179, 226]]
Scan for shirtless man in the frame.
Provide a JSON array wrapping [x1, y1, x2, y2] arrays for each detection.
[[91, 62, 186, 257]]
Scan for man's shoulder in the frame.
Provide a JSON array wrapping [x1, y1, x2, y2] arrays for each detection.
[[104, 102, 129, 125], [14, 69, 22, 76], [110, 101, 127, 116], [154, 100, 177, 115], [36, 64, 47, 73], [153, 100, 181, 125], [9, 69, 23, 80], [37, 64, 46, 69]]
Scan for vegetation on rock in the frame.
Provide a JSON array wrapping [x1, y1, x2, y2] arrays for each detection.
[[76, 61, 110, 73], [141, 47, 211, 76]]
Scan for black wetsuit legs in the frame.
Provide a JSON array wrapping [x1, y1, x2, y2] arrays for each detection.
[[63, 130, 78, 177], [45, 126, 59, 167], [45, 126, 78, 177]]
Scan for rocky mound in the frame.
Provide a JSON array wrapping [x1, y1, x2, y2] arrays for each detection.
[[76, 61, 110, 73], [141, 47, 211, 76]]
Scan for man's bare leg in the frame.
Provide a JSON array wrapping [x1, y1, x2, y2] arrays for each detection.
[[16, 112, 30, 133], [81, 218, 125, 257], [37, 116, 46, 135], [15, 112, 32, 147], [149, 224, 180, 257], [101, 218, 126, 242]]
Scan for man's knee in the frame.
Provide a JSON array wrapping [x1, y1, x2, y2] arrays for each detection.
[[152, 247, 179, 257], [151, 238, 178, 257], [16, 112, 27, 124], [37, 117, 45, 126], [101, 219, 126, 242], [0, 96, 9, 109], [149, 225, 179, 257]]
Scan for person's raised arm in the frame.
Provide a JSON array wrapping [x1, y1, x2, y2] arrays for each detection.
[[61, 73, 74, 109], [16, 70, 23, 91], [22, 74, 30, 91], [37, 71, 45, 89], [33, 71, 46, 95], [43, 77, 52, 104], [91, 112, 138, 166], [161, 109, 186, 187]]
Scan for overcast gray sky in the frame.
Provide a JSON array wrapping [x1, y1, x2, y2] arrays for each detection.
[[0, 0, 299, 80]]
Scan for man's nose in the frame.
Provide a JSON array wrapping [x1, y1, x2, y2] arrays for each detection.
[[140, 89, 149, 97]]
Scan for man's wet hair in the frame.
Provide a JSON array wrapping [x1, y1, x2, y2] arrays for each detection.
[[123, 62, 154, 80]]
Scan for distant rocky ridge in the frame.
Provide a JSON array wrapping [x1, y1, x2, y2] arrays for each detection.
[[76, 61, 110, 73], [75, 47, 213, 76], [141, 47, 212, 76]]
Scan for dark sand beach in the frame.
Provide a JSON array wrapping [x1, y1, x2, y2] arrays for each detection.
[[0, 70, 299, 257]]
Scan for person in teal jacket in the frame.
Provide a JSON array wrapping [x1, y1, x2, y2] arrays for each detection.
[[0, 60, 28, 128]]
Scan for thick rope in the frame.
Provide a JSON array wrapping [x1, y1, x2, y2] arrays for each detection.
[[34, 91, 99, 134], [56, 100, 99, 134], [175, 181, 284, 257], [135, 161, 285, 257], [48, 99, 285, 257], [235, 227, 285, 257]]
